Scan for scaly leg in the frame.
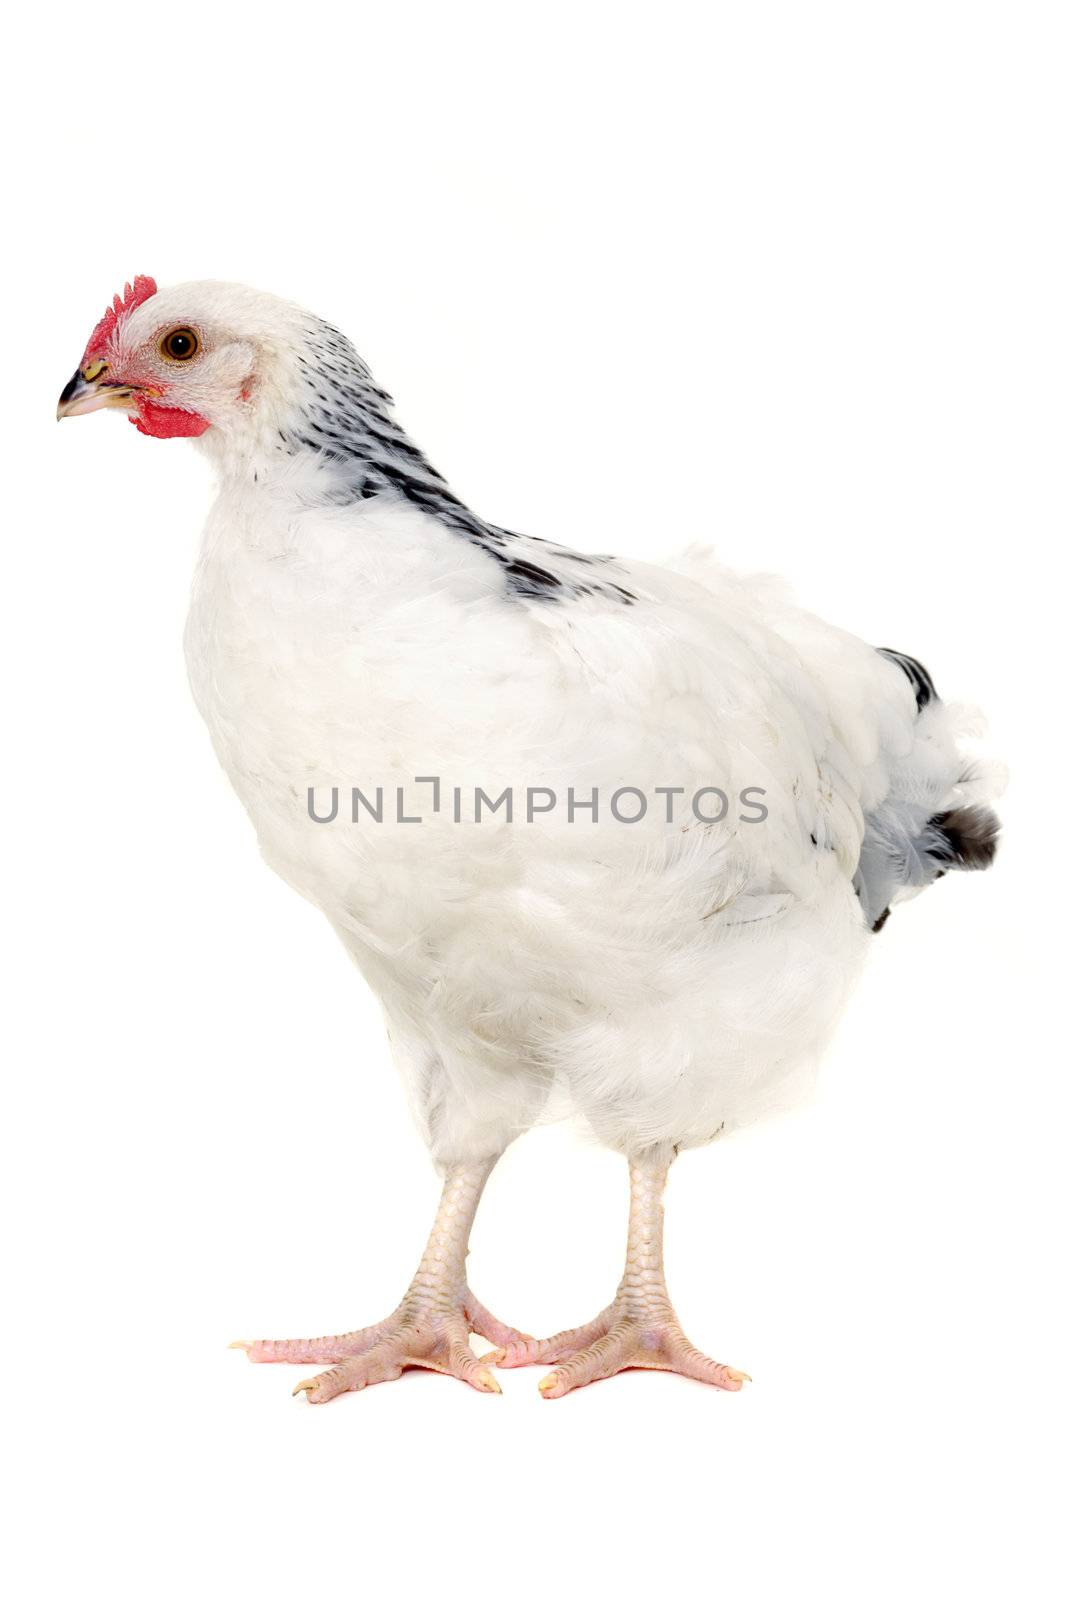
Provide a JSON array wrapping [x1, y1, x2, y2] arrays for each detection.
[[489, 1153, 750, 1399], [232, 1161, 532, 1402]]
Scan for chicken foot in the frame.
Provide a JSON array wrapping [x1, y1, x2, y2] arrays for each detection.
[[233, 1161, 530, 1402], [488, 1154, 750, 1399]]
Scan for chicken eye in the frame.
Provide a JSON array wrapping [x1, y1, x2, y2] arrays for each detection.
[[160, 327, 199, 362]]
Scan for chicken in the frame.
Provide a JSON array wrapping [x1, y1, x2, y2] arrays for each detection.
[[58, 276, 999, 1401]]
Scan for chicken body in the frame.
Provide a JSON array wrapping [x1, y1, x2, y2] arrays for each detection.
[[186, 480, 879, 1160], [60, 279, 998, 1399]]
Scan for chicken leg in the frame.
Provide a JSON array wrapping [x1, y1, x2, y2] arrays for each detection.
[[489, 1153, 750, 1398], [233, 1161, 530, 1401]]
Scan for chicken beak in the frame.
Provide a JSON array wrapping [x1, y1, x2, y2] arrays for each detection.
[[56, 362, 138, 420]]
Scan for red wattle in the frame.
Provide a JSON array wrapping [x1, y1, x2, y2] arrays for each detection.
[[131, 401, 211, 439]]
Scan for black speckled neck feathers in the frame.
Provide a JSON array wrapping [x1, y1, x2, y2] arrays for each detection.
[[278, 319, 636, 606]]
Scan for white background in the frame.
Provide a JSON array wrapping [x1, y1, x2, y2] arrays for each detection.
[[3, 4, 1064, 1596]]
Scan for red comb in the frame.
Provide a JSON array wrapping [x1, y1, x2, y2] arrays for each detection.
[[82, 275, 158, 362]]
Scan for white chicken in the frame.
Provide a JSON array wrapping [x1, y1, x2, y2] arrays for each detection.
[[58, 276, 998, 1401]]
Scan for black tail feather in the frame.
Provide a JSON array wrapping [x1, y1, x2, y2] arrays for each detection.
[[878, 646, 937, 711], [923, 805, 1000, 871]]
